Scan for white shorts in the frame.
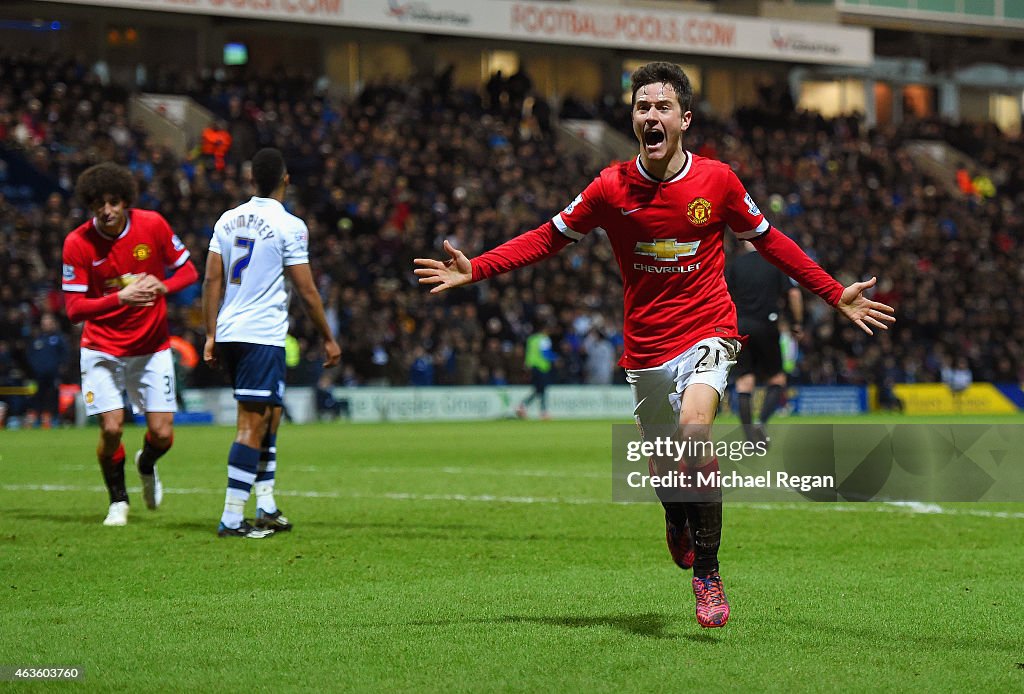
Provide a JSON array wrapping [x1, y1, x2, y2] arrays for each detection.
[[80, 347, 178, 417], [626, 337, 739, 437]]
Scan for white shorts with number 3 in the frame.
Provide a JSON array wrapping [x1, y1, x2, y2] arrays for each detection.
[[626, 337, 740, 437], [80, 347, 178, 416]]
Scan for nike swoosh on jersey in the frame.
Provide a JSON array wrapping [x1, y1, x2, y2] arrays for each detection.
[[621, 208, 644, 216], [92, 258, 107, 266]]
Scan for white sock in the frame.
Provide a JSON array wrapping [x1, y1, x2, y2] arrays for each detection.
[[221, 491, 246, 528], [255, 482, 277, 515]]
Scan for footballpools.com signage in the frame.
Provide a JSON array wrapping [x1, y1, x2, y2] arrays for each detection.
[[37, 0, 873, 66]]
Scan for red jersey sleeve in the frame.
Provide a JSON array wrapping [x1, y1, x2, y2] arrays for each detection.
[[551, 175, 608, 242], [153, 214, 197, 293], [62, 234, 122, 322], [751, 227, 844, 306], [156, 214, 191, 269], [163, 260, 199, 294], [471, 221, 572, 282], [61, 237, 90, 294], [64, 292, 121, 323], [470, 178, 609, 282], [720, 167, 842, 306], [721, 169, 770, 240]]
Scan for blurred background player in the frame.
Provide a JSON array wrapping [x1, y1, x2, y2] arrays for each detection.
[[726, 240, 804, 445], [315, 371, 345, 421], [25, 313, 68, 429], [202, 147, 341, 539], [516, 317, 556, 420], [61, 163, 199, 526], [416, 62, 895, 629], [942, 356, 973, 414]]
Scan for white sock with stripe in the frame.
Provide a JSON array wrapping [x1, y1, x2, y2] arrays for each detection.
[[221, 443, 260, 529], [255, 432, 278, 514]]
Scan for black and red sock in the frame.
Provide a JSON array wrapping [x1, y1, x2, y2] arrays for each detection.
[[686, 457, 723, 578], [137, 432, 173, 475], [99, 444, 128, 504]]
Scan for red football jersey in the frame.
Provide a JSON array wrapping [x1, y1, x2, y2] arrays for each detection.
[[554, 154, 768, 369], [62, 209, 190, 357]]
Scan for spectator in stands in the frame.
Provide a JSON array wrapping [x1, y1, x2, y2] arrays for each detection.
[[200, 120, 232, 171], [25, 312, 67, 429], [408, 345, 435, 386], [971, 171, 995, 199], [485, 70, 506, 111], [506, 67, 533, 113], [582, 319, 616, 385]]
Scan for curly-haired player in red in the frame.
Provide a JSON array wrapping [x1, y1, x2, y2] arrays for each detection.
[[62, 163, 199, 526]]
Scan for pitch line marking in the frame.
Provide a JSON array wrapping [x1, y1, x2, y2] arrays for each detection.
[[2, 484, 1024, 519]]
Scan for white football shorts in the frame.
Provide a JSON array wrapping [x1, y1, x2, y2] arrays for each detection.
[[626, 337, 740, 437], [80, 347, 178, 416]]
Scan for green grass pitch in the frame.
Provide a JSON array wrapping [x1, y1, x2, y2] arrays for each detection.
[[2, 416, 1023, 691]]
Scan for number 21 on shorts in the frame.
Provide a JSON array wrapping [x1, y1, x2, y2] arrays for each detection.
[[695, 339, 736, 374]]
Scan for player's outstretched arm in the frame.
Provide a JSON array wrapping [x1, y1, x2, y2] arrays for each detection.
[[413, 240, 473, 294], [836, 277, 896, 336], [415, 223, 574, 292], [750, 228, 895, 336]]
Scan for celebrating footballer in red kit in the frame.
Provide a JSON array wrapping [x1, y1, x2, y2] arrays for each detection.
[[62, 162, 199, 527], [415, 62, 895, 629]]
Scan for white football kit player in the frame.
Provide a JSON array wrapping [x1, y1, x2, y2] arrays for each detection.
[[209, 196, 309, 348]]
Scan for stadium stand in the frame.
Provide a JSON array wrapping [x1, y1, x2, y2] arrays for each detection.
[[1, 50, 1022, 423]]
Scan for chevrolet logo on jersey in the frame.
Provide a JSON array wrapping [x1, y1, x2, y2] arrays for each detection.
[[104, 273, 141, 290], [634, 239, 700, 262]]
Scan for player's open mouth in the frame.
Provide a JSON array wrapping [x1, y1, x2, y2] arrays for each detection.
[[644, 130, 665, 147]]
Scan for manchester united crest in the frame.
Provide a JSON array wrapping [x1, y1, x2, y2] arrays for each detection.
[[132, 244, 152, 261], [686, 198, 712, 226]]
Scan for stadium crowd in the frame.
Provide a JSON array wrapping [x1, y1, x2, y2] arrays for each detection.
[[1, 51, 1023, 423]]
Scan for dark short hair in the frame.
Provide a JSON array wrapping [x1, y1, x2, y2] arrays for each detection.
[[251, 148, 286, 197], [630, 62, 693, 112], [75, 163, 136, 209]]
